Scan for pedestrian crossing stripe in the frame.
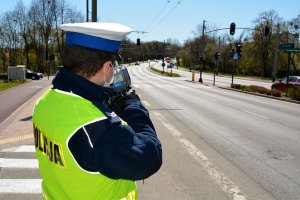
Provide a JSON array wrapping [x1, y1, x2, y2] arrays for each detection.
[[0, 158, 38, 169], [1, 145, 35, 152], [0, 179, 41, 194], [0, 145, 42, 194]]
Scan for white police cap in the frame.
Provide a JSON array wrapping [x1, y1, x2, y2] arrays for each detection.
[[60, 22, 132, 53]]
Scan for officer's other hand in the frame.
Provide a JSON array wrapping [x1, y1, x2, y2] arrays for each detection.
[[110, 90, 140, 114], [122, 89, 140, 101]]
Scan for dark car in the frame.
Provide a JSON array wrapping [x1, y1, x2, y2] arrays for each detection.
[[26, 69, 43, 80], [271, 76, 300, 91]]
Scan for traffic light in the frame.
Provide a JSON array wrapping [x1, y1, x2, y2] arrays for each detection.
[[230, 23, 236, 35], [264, 26, 270, 37], [137, 38, 141, 46], [236, 44, 242, 58], [198, 56, 204, 63], [214, 52, 221, 60]]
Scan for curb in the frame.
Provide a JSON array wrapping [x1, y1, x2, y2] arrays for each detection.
[[219, 86, 300, 105], [148, 64, 299, 105]]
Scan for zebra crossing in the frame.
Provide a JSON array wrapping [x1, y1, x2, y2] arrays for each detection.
[[0, 145, 41, 200]]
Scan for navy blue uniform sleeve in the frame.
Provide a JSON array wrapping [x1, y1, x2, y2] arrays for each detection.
[[93, 99, 162, 180], [68, 99, 162, 180]]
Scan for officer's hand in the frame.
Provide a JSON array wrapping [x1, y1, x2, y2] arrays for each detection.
[[121, 90, 140, 102], [110, 90, 140, 115]]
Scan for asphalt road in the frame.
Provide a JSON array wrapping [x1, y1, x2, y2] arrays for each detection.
[[131, 62, 300, 200], [0, 78, 52, 124]]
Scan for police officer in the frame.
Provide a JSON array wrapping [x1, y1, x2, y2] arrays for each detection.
[[33, 22, 162, 200]]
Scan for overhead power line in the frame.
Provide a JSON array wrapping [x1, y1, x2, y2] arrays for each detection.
[[144, 0, 172, 32], [144, 0, 184, 38]]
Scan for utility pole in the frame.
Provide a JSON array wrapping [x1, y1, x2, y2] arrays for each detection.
[[272, 23, 280, 82], [199, 20, 205, 83], [86, 0, 89, 22], [92, 0, 97, 22]]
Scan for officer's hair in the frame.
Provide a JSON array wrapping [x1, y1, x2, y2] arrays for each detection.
[[63, 45, 116, 78]]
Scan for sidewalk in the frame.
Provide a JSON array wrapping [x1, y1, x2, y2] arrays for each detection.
[[0, 86, 49, 149]]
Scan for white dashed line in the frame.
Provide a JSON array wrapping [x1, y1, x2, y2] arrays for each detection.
[[242, 110, 270, 120]]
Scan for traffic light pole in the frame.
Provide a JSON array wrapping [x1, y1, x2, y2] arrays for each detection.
[[231, 59, 236, 85], [213, 60, 216, 86], [199, 64, 203, 83]]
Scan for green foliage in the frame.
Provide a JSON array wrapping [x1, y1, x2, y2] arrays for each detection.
[[178, 11, 300, 78], [0, 80, 26, 92], [231, 83, 285, 98], [0, 73, 7, 80], [287, 87, 300, 100], [249, 85, 271, 95], [149, 67, 180, 77], [270, 89, 282, 97], [231, 84, 241, 89]]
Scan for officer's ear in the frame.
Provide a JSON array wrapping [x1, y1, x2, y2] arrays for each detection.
[[104, 61, 114, 73]]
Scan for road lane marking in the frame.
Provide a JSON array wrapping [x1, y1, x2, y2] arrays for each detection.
[[153, 111, 247, 200], [132, 84, 141, 88], [142, 100, 151, 108], [0, 179, 41, 194], [242, 110, 270, 120], [0, 158, 38, 169]]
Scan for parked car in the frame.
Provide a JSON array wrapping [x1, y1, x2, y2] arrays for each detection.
[[135, 61, 140, 65], [26, 69, 43, 80], [271, 76, 300, 91]]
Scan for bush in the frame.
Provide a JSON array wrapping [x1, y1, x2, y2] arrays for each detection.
[[241, 85, 251, 92], [287, 87, 300, 101], [0, 73, 7, 80], [231, 84, 241, 89], [270, 89, 282, 97], [230, 83, 299, 101], [0, 79, 26, 91], [249, 85, 270, 95]]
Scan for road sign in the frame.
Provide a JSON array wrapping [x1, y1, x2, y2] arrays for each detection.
[[233, 52, 239, 60], [284, 48, 300, 53], [278, 43, 294, 49], [162, 62, 166, 67], [167, 63, 174, 68]]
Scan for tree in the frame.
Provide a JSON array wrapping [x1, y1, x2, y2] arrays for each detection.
[[14, 0, 31, 67], [0, 0, 85, 73], [252, 10, 282, 77]]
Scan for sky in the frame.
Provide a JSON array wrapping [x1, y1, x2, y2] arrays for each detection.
[[0, 0, 299, 44]]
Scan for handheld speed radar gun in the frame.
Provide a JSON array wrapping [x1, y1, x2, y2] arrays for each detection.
[[111, 65, 132, 97]]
